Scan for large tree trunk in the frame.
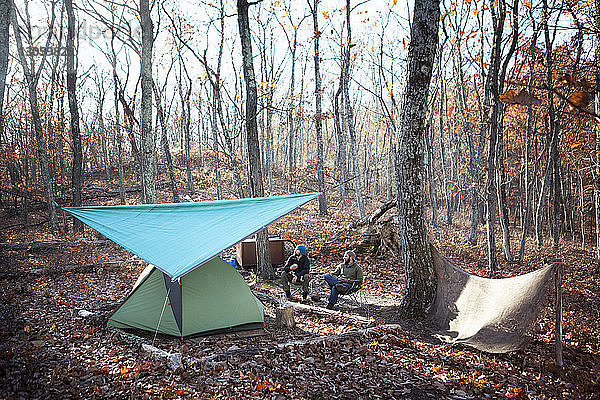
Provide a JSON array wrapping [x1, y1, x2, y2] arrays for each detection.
[[66, 0, 83, 233], [395, 0, 440, 319], [140, 0, 156, 203], [311, 0, 327, 215], [237, 0, 273, 280]]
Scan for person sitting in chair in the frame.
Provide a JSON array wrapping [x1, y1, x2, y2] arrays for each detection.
[[281, 244, 311, 301], [324, 250, 363, 310]]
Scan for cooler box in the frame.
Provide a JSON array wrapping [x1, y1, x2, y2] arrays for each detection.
[[235, 237, 285, 267]]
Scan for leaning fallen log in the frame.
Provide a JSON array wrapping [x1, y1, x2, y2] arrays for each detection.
[[346, 199, 401, 258]]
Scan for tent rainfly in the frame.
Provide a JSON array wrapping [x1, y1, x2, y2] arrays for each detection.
[[64, 192, 321, 337]]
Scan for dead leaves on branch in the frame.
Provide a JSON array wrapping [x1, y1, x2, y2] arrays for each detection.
[[557, 74, 590, 89], [501, 85, 594, 115], [500, 89, 541, 106], [567, 91, 591, 111], [557, 74, 594, 112]]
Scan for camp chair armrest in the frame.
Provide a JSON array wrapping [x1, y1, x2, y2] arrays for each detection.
[[348, 281, 362, 293]]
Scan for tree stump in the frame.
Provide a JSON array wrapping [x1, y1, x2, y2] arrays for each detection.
[[275, 305, 295, 329]]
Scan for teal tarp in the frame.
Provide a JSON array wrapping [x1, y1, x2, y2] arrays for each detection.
[[64, 192, 320, 279]]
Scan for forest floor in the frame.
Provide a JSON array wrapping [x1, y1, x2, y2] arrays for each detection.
[[1, 162, 600, 399]]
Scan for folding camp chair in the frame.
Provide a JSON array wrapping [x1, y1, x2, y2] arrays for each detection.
[[339, 282, 369, 318], [289, 273, 312, 300]]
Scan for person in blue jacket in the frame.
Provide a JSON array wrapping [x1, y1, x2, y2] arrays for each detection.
[[281, 244, 311, 301]]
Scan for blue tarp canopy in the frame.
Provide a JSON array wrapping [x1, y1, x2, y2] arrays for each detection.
[[64, 192, 320, 279]]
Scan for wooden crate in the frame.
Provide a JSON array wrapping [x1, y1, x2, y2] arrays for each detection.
[[235, 237, 285, 267]]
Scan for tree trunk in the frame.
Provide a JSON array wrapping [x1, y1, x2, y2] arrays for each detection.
[[311, 0, 327, 215], [543, 0, 562, 250], [153, 82, 179, 202], [518, 25, 540, 262], [425, 123, 438, 226], [11, 4, 57, 230], [438, 79, 452, 225], [287, 39, 297, 192], [453, 48, 478, 244], [594, 0, 600, 273], [342, 1, 365, 219], [578, 173, 585, 249], [536, 156, 551, 247], [495, 0, 518, 263], [395, 0, 440, 319], [0, 0, 11, 129], [184, 82, 194, 196], [66, 0, 83, 232], [140, 0, 156, 203], [333, 82, 348, 199], [100, 118, 110, 181], [484, 0, 509, 272], [115, 104, 125, 205], [237, 0, 273, 280]]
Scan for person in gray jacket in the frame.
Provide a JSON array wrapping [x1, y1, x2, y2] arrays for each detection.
[[323, 250, 363, 309]]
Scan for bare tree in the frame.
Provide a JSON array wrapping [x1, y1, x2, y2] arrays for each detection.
[[483, 0, 513, 271], [307, 0, 327, 215], [65, 0, 83, 232], [342, 0, 365, 218], [11, 0, 58, 229], [237, 0, 273, 280], [153, 72, 180, 203], [0, 0, 11, 127], [139, 0, 155, 203], [276, 2, 308, 192], [176, 44, 195, 196], [594, 0, 600, 274]]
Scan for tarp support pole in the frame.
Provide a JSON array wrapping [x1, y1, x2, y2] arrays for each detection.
[[153, 288, 172, 346], [555, 263, 563, 370]]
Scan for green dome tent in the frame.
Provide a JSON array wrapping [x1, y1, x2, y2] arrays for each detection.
[[64, 192, 320, 337], [108, 257, 264, 337]]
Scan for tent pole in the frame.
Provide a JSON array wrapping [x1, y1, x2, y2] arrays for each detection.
[[555, 263, 563, 371], [153, 288, 172, 346]]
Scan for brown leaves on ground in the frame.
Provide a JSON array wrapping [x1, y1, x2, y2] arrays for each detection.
[[1, 168, 600, 399]]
